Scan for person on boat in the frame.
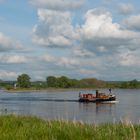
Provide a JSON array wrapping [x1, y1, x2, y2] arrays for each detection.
[[79, 92, 82, 98], [109, 88, 111, 94]]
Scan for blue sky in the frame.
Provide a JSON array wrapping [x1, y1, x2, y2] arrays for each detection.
[[0, 0, 140, 81]]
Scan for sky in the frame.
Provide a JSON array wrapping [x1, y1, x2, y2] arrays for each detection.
[[0, 0, 140, 81]]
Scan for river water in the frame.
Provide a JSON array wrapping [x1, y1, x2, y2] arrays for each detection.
[[0, 89, 140, 124]]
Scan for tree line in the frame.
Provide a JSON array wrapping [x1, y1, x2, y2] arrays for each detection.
[[15, 74, 106, 89], [1, 73, 140, 89]]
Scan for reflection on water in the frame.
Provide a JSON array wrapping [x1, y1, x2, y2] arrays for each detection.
[[0, 89, 140, 124], [78, 102, 117, 123], [96, 103, 115, 114]]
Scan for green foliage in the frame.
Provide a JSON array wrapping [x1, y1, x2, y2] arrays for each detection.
[[57, 76, 71, 88], [119, 79, 140, 89], [17, 74, 31, 88], [129, 79, 139, 88], [79, 78, 106, 88], [5, 85, 13, 90], [46, 76, 58, 87], [0, 115, 140, 140], [120, 81, 130, 88], [46, 76, 106, 88], [31, 81, 47, 90], [1, 74, 140, 89], [107, 80, 140, 89]]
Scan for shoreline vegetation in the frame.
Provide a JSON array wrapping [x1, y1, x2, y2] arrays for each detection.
[[0, 115, 139, 140], [4, 87, 140, 93], [1, 74, 140, 92]]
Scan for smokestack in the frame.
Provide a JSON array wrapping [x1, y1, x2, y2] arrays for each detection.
[[96, 90, 99, 98]]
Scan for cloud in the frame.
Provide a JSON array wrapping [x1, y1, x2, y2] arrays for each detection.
[[33, 8, 140, 52], [80, 9, 136, 39], [30, 7, 140, 81], [41, 54, 56, 62], [0, 70, 20, 80], [57, 57, 80, 68], [73, 47, 96, 57], [77, 9, 140, 53], [99, 49, 140, 70], [32, 9, 76, 47], [0, 55, 28, 64], [0, 32, 23, 52], [115, 51, 140, 66], [123, 15, 140, 30], [30, 0, 85, 11], [33, 35, 72, 47], [118, 3, 134, 15]]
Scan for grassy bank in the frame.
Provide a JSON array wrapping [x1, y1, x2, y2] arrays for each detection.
[[0, 115, 140, 140]]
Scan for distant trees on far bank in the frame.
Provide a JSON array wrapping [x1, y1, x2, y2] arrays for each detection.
[[46, 76, 106, 88], [46, 76, 78, 88], [120, 79, 140, 89], [17, 74, 31, 88], [1, 73, 140, 89], [107, 79, 140, 89]]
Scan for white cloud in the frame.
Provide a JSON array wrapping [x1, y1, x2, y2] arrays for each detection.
[[77, 9, 140, 53], [57, 57, 80, 67], [0, 70, 19, 80], [33, 8, 140, 52], [117, 51, 140, 66], [80, 9, 138, 39], [119, 3, 134, 15], [0, 55, 28, 64], [101, 49, 140, 68], [30, 7, 140, 81], [41, 54, 56, 62], [73, 47, 96, 57], [30, 0, 85, 11], [32, 9, 76, 47], [33, 35, 72, 47], [123, 15, 140, 30], [0, 32, 23, 51]]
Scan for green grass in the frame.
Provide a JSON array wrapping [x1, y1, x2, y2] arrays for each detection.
[[0, 115, 139, 140]]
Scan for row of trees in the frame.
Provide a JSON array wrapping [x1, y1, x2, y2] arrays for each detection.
[[2, 73, 140, 89], [107, 80, 140, 89], [46, 76, 106, 88], [16, 74, 106, 88]]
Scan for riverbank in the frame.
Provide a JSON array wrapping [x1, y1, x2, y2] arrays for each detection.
[[0, 115, 139, 140], [5, 88, 97, 93]]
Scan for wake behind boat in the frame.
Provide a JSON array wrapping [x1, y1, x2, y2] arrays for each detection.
[[79, 90, 116, 103]]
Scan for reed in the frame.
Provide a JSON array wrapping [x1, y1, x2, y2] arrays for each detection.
[[0, 115, 139, 140]]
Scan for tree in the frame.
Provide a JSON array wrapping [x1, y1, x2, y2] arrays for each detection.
[[17, 74, 31, 88], [46, 76, 58, 87], [120, 81, 129, 88], [129, 79, 139, 88], [46, 76, 73, 88], [57, 76, 71, 88]]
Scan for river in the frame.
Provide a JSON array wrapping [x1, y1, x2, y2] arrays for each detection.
[[0, 89, 140, 124]]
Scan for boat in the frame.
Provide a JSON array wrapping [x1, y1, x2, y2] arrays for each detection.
[[79, 90, 116, 103]]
